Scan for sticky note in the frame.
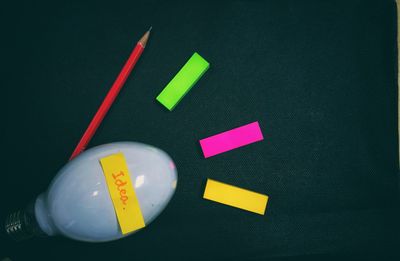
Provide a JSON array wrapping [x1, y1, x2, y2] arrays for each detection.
[[199, 121, 264, 158], [100, 152, 145, 234], [203, 179, 268, 215], [156, 52, 210, 110]]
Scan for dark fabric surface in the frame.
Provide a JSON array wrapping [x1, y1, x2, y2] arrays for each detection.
[[1, 0, 399, 260]]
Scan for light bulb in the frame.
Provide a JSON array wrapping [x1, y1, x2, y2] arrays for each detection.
[[4, 142, 178, 242]]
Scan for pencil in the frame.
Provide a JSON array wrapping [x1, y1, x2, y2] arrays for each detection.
[[69, 27, 152, 160]]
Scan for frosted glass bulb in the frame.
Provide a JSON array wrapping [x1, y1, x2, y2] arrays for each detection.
[[4, 142, 178, 242]]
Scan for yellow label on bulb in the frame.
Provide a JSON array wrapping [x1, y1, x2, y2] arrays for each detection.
[[100, 152, 145, 234]]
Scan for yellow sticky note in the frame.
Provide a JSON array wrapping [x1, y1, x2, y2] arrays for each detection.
[[100, 152, 145, 234], [203, 179, 268, 215]]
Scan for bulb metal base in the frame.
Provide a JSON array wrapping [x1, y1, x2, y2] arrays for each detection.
[[4, 204, 46, 241]]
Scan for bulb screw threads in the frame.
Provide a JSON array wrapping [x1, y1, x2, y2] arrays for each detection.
[[4, 204, 46, 241]]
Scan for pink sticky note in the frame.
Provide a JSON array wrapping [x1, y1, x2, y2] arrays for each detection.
[[199, 121, 264, 158]]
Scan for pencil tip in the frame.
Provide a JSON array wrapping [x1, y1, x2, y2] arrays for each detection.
[[138, 27, 151, 47]]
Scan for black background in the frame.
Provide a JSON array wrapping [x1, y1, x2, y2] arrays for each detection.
[[1, 0, 399, 260]]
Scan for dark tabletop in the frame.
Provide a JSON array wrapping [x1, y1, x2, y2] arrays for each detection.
[[1, 0, 399, 260]]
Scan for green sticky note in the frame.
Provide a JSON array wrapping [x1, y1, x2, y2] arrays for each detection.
[[156, 52, 210, 110]]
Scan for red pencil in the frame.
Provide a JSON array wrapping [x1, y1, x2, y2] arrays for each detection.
[[69, 27, 152, 160]]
